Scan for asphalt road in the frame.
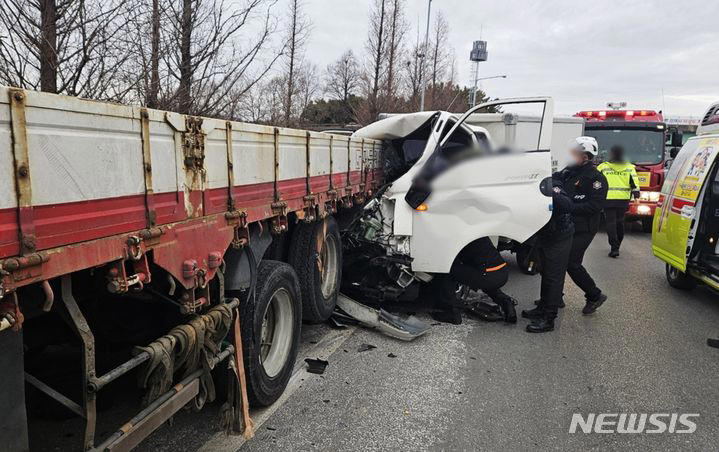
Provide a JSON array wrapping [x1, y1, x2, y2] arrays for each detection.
[[137, 226, 719, 451]]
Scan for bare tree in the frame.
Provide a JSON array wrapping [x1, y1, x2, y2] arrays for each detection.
[[360, 0, 387, 122], [428, 12, 451, 105], [147, 0, 161, 108], [325, 50, 359, 105], [0, 0, 129, 98], [384, 0, 406, 101], [163, 0, 282, 116], [404, 48, 423, 109], [281, 0, 311, 126]]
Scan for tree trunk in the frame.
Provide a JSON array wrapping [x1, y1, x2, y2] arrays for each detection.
[[370, 0, 386, 120], [178, 0, 193, 113], [148, 0, 161, 108], [284, 0, 298, 126], [39, 0, 58, 93], [385, 0, 399, 99]]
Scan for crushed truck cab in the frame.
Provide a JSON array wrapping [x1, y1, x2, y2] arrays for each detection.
[[343, 98, 556, 301]]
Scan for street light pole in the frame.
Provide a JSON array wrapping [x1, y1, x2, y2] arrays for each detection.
[[471, 75, 507, 106], [419, 0, 432, 111]]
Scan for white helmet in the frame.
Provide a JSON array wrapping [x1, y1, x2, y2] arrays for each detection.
[[570, 136, 599, 156]]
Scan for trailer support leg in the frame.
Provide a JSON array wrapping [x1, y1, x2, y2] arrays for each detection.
[[61, 275, 97, 451]]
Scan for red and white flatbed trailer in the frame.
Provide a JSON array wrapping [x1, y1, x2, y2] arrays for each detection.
[[0, 86, 382, 451]]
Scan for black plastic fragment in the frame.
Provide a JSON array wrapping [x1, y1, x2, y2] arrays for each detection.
[[358, 343, 377, 352], [305, 358, 329, 374]]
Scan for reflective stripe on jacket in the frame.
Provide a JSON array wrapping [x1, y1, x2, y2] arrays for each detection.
[[597, 161, 640, 201]]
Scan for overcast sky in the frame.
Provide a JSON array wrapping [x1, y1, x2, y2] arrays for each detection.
[[302, 0, 719, 117]]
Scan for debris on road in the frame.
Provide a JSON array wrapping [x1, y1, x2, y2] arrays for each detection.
[[387, 353, 397, 358], [465, 300, 504, 322], [358, 343, 377, 353], [336, 294, 431, 341], [304, 358, 329, 375]]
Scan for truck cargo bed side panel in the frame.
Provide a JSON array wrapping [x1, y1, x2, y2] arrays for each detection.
[[277, 130, 307, 201], [332, 136, 349, 188], [309, 134, 331, 194], [230, 124, 275, 220], [0, 91, 20, 257]]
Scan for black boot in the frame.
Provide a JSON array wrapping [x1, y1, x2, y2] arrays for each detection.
[[608, 249, 619, 258], [521, 306, 545, 319], [582, 293, 607, 315], [526, 315, 555, 333], [431, 307, 463, 324], [496, 294, 517, 324]]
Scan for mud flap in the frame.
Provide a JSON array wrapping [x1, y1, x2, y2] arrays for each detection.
[[336, 294, 430, 341], [0, 329, 29, 452]]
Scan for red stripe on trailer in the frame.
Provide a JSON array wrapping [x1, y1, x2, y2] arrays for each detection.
[[0, 208, 20, 258], [349, 170, 362, 186], [332, 173, 348, 188], [278, 177, 307, 200], [309, 175, 331, 194]]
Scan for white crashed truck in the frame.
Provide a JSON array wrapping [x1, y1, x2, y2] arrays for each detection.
[[340, 98, 557, 305]]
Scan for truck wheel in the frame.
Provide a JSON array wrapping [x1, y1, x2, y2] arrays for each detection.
[[642, 218, 653, 233], [515, 245, 540, 275], [666, 264, 697, 290], [289, 216, 342, 323], [241, 260, 301, 406]]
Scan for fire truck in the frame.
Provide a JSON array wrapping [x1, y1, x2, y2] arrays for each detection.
[[575, 108, 683, 232]]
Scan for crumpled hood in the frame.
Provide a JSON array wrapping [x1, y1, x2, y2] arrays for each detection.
[[352, 111, 438, 140]]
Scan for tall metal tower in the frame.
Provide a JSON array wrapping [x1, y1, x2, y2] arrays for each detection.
[[470, 40, 488, 107]]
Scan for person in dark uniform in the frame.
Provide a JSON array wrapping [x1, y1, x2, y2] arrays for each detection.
[[430, 237, 517, 325], [560, 136, 609, 314], [522, 175, 575, 332]]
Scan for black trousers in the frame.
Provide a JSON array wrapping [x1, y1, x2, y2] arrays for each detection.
[[567, 231, 602, 301], [604, 206, 627, 251], [538, 233, 573, 315]]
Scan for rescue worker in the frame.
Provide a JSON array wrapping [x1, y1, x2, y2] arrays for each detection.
[[429, 237, 517, 325], [598, 145, 640, 257], [561, 136, 608, 315], [522, 173, 575, 332]]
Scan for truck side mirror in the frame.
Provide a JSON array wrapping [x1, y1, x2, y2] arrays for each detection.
[[670, 147, 680, 159], [671, 131, 683, 147]]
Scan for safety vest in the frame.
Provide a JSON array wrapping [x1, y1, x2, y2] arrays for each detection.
[[597, 161, 640, 201]]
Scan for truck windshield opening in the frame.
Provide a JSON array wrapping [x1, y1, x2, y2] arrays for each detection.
[[586, 128, 665, 165]]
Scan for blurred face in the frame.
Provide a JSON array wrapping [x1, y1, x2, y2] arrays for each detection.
[[569, 146, 587, 166]]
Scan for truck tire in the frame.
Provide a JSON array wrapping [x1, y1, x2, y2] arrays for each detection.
[[642, 218, 653, 233], [241, 260, 302, 406], [666, 264, 697, 290], [289, 216, 342, 323], [515, 244, 540, 275]]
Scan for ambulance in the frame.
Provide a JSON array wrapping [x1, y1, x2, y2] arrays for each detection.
[[652, 101, 719, 290]]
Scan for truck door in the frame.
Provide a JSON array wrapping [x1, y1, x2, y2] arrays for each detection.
[[652, 136, 719, 271], [406, 98, 555, 273]]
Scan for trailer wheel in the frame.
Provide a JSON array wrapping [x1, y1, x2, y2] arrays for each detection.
[[240, 260, 301, 407], [666, 264, 697, 290], [289, 216, 342, 323], [516, 244, 540, 275]]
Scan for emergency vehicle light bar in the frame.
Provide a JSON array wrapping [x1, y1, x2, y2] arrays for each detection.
[[575, 110, 663, 122]]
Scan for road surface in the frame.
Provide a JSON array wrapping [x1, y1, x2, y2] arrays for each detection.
[[136, 227, 719, 451]]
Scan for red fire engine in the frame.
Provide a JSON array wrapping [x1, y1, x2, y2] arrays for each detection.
[[575, 108, 682, 232]]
